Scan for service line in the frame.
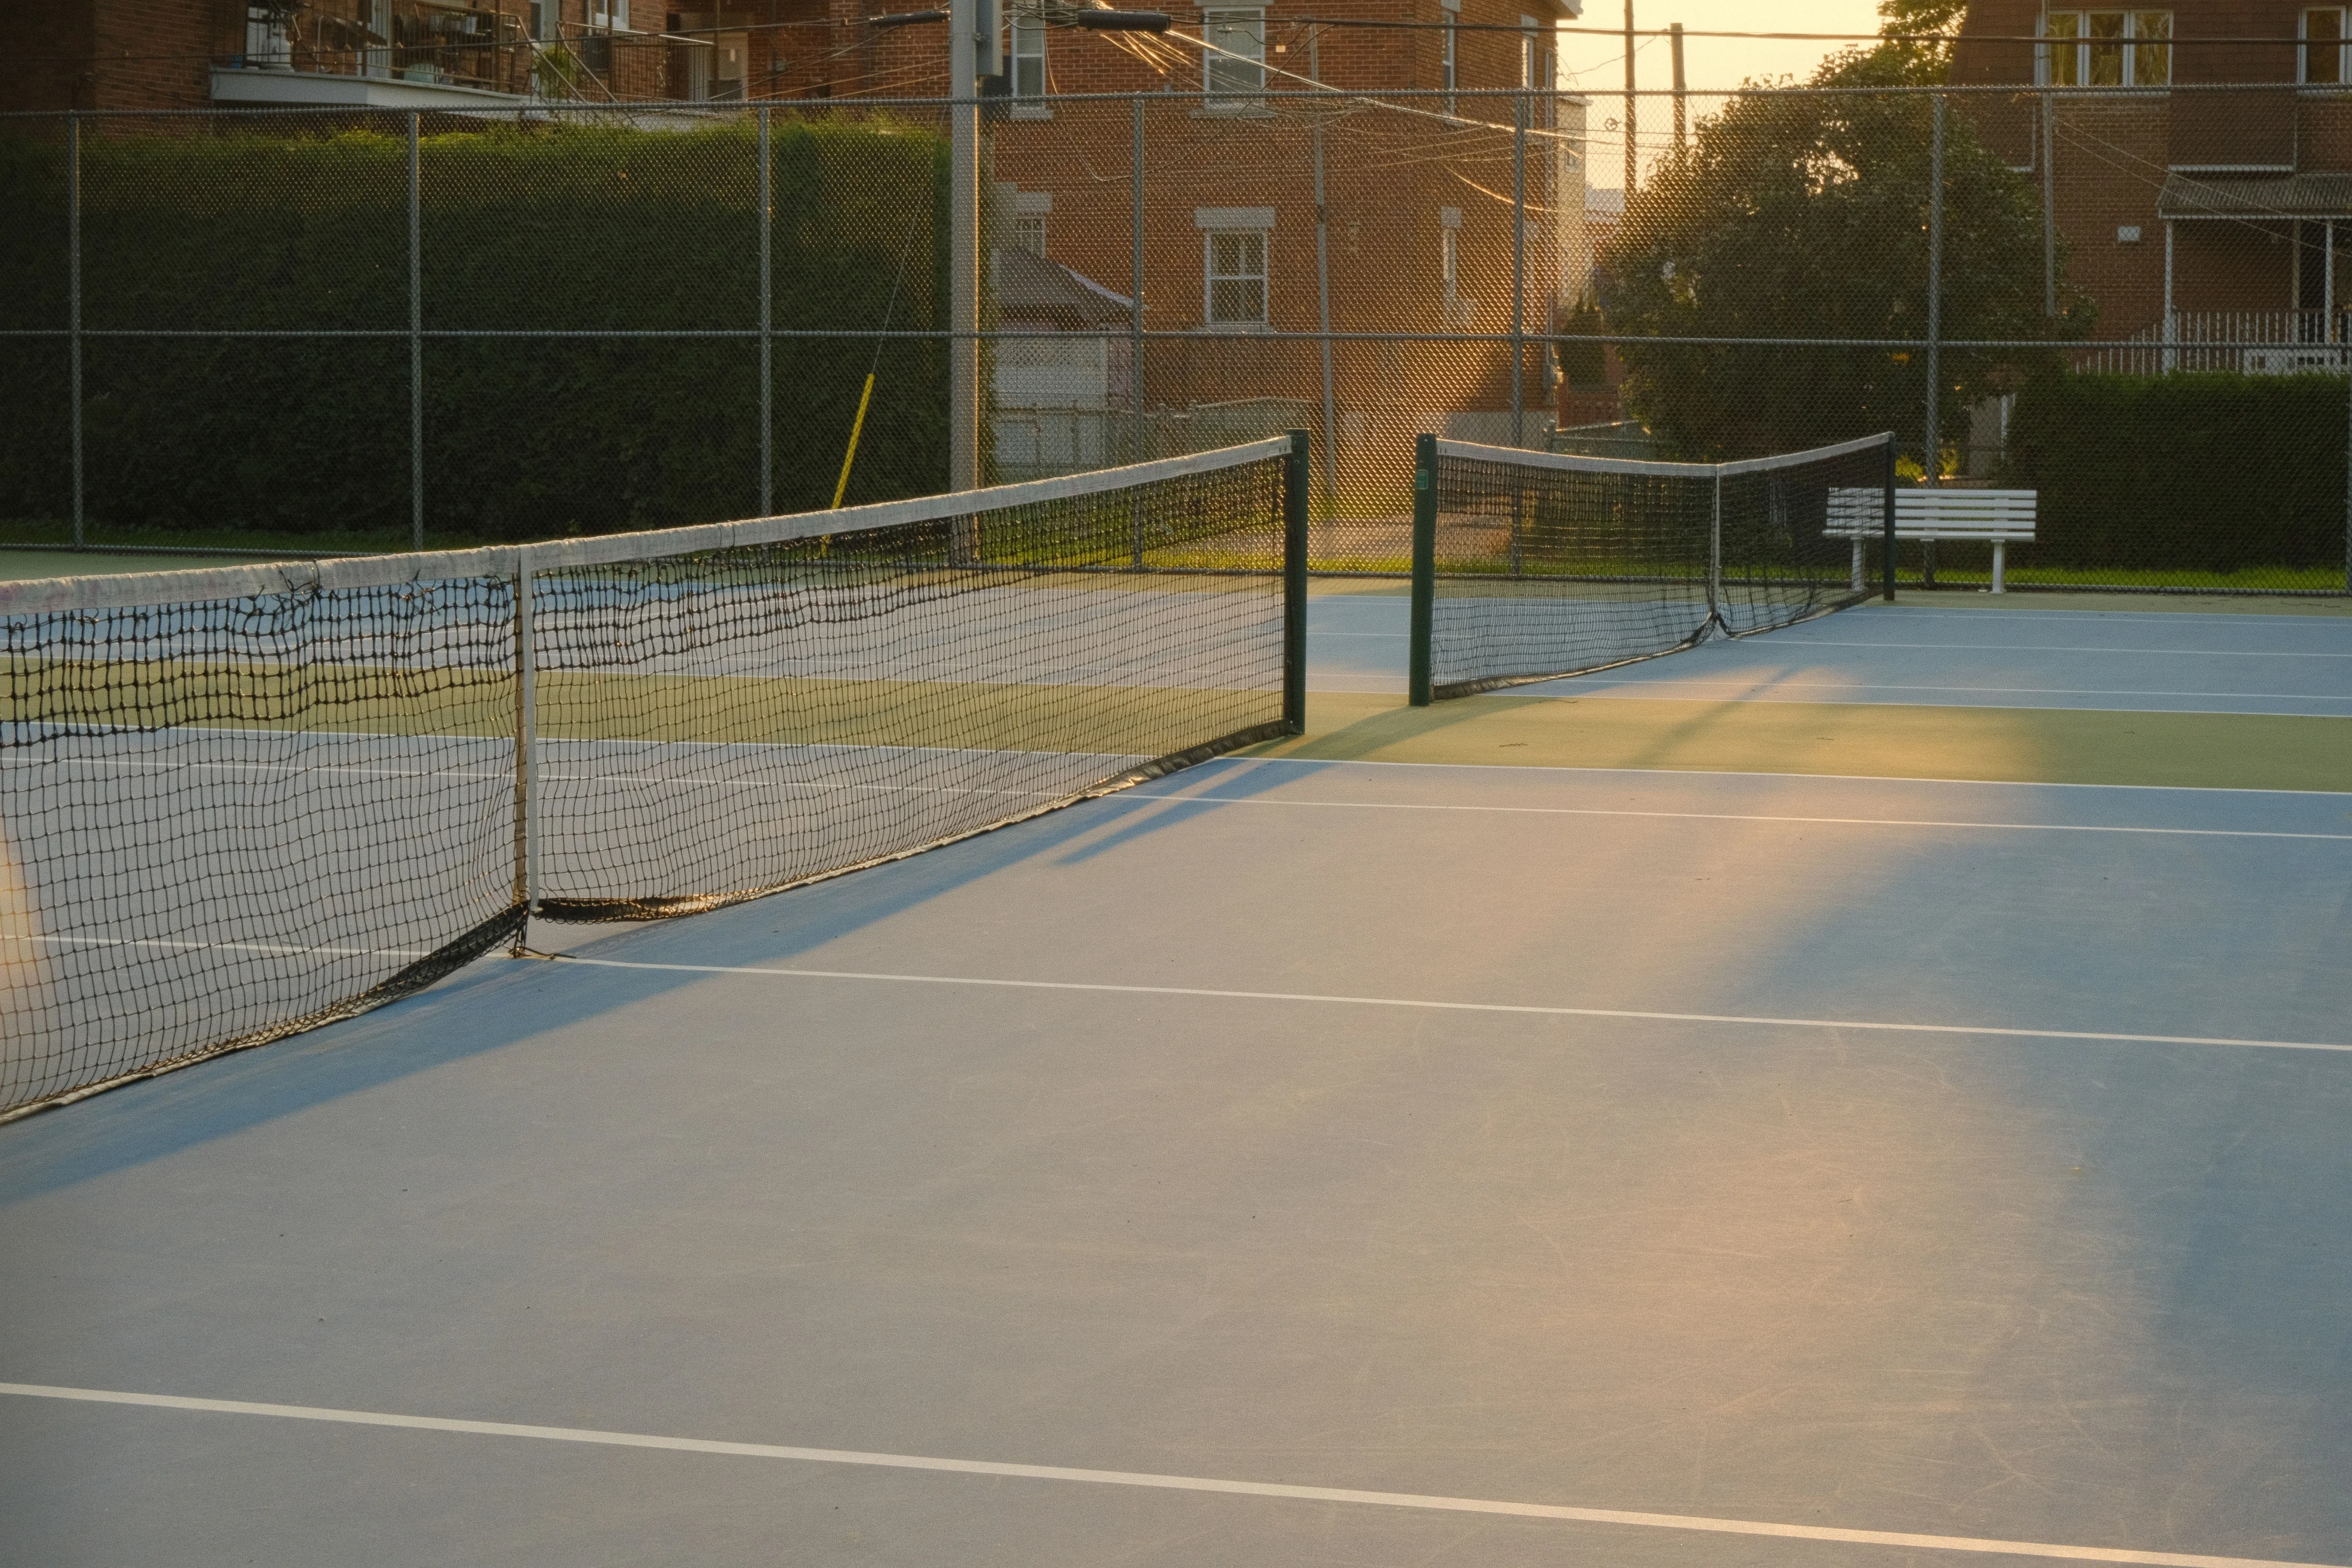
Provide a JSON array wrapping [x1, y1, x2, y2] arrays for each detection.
[[545, 958, 2351, 1055], [1125, 790, 2352, 842], [0, 1383, 2334, 1568]]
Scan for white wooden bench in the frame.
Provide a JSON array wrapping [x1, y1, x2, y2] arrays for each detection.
[[1827, 487, 2037, 593]]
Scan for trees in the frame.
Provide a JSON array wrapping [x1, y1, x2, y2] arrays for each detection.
[[1593, 34, 2089, 461]]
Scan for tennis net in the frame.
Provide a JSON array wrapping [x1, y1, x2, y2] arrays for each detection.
[[1408, 433, 1894, 702], [1, 436, 1306, 1119]]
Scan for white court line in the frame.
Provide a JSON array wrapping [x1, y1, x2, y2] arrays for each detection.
[[1123, 792, 2352, 841], [547, 958, 2351, 1055], [0, 1384, 2332, 1568], [1205, 755, 2352, 797], [1554, 679, 2351, 702], [1861, 608, 2352, 625], [1732, 640, 2352, 658], [1, 932, 436, 962]]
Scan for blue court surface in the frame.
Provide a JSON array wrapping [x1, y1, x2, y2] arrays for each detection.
[[1309, 590, 2352, 715], [4, 599, 2350, 1568]]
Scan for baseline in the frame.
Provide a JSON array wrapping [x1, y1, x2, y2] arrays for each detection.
[[0, 1383, 2330, 1568], [1124, 788, 2352, 841]]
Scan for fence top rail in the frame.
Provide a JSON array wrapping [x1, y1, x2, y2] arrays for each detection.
[[8, 81, 2350, 122], [0, 438, 1295, 617]]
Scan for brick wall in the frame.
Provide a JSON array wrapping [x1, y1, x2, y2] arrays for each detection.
[[0, 1, 99, 111], [974, 4, 1569, 477]]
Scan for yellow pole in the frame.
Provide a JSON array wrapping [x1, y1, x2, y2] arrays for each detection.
[[831, 372, 876, 510]]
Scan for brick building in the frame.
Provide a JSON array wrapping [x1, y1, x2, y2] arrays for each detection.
[[9, 1, 1589, 490], [1, 1, 733, 113], [1954, 2, 2352, 363]]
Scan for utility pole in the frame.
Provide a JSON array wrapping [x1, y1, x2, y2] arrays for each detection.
[[1622, 0, 1635, 198], [948, 0, 984, 494], [1669, 22, 1685, 151]]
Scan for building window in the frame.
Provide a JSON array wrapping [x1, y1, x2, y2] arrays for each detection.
[[1205, 229, 1268, 326], [527, 0, 556, 40], [2305, 9, 2350, 84], [2040, 12, 2170, 87], [1014, 214, 1047, 256], [1520, 16, 1538, 91], [587, 0, 629, 28], [1203, 9, 1266, 108], [244, 4, 294, 68], [1439, 206, 1470, 326], [1011, 12, 1046, 98]]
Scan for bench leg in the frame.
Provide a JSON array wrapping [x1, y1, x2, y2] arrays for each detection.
[[1992, 540, 2006, 594], [1851, 538, 1864, 593]]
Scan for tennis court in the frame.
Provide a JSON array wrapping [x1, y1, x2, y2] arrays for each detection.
[[4, 445, 2350, 1567]]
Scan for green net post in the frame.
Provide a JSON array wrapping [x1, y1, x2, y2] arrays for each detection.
[[1285, 429, 1311, 735], [1409, 432, 1436, 707], [1881, 431, 1897, 601]]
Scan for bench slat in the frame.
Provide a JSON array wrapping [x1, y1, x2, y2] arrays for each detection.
[[1825, 487, 2036, 541]]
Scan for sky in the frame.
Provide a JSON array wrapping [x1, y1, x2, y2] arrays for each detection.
[[1557, 0, 1888, 188]]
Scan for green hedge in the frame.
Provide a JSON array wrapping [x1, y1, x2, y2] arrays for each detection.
[[0, 118, 950, 545], [2004, 371, 2350, 572]]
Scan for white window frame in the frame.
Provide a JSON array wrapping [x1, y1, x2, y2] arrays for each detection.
[[1201, 224, 1271, 329], [587, 0, 630, 31], [1011, 12, 1047, 100], [2037, 11, 2172, 87], [1520, 16, 1539, 91], [1013, 215, 1047, 256], [1203, 8, 1266, 110], [2303, 9, 2350, 85]]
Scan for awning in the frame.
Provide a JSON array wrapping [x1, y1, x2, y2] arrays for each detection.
[[2158, 171, 2352, 220]]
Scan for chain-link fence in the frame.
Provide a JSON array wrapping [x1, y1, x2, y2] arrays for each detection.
[[5, 84, 2351, 594]]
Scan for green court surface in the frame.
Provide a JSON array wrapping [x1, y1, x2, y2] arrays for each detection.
[[1247, 690, 2352, 792]]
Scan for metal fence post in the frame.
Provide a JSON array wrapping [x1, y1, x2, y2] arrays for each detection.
[[408, 111, 424, 552], [1922, 92, 1945, 501], [1511, 89, 1527, 451], [758, 105, 773, 517], [1409, 433, 1436, 707], [1310, 32, 1337, 521], [67, 113, 83, 551], [1131, 95, 1145, 466], [2042, 90, 2056, 321]]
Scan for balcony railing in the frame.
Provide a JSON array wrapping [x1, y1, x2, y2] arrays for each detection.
[[229, 1, 531, 94], [221, 1, 719, 102], [2079, 310, 2352, 375]]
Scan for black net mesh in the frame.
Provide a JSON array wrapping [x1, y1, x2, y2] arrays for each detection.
[[1422, 435, 1888, 699], [526, 455, 1292, 921], [1, 571, 524, 1116], [0, 444, 1295, 1119]]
